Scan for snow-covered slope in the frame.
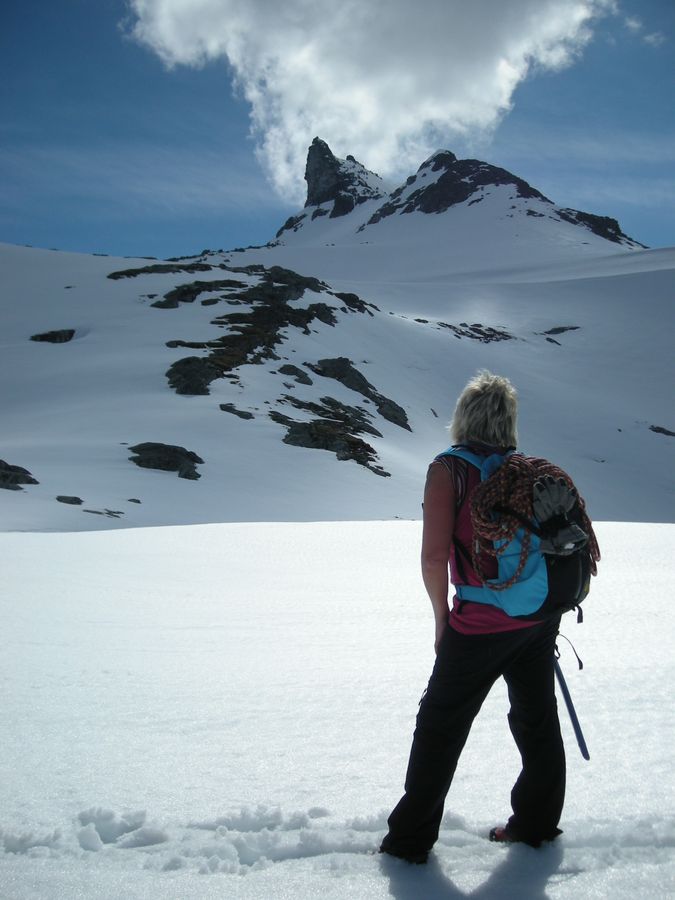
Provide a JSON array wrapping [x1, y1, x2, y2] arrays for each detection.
[[0, 521, 673, 897], [1, 141, 673, 531]]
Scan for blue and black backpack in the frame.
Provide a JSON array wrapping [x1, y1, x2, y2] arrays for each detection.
[[438, 446, 598, 622]]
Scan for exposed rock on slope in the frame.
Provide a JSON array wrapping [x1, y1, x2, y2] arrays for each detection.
[[270, 395, 390, 477], [107, 262, 214, 280], [163, 266, 376, 396], [31, 329, 76, 343], [555, 208, 639, 245], [0, 460, 39, 491], [305, 357, 411, 430], [128, 443, 204, 480], [650, 425, 675, 437]]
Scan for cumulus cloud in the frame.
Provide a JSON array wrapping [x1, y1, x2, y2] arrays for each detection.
[[128, 0, 615, 203]]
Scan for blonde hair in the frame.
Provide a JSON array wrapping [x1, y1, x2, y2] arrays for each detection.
[[449, 370, 518, 448]]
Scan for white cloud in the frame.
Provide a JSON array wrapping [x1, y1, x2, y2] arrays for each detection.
[[643, 31, 666, 47], [127, 0, 616, 203], [623, 15, 643, 32], [622, 14, 667, 47]]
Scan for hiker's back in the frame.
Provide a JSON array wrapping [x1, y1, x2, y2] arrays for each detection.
[[437, 446, 600, 624]]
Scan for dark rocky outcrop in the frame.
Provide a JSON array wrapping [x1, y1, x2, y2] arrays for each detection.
[[365, 153, 550, 227], [556, 209, 644, 247], [164, 267, 373, 396], [107, 262, 215, 279], [56, 495, 83, 505], [219, 403, 254, 420], [333, 292, 378, 315], [30, 329, 76, 343], [275, 213, 307, 238], [152, 279, 248, 309], [166, 296, 338, 394], [543, 326, 580, 335], [437, 321, 513, 343], [305, 357, 411, 430], [0, 460, 39, 491], [304, 137, 386, 212], [278, 394, 382, 438], [156, 265, 327, 310], [278, 364, 313, 385], [269, 405, 389, 477], [128, 443, 204, 479], [266, 266, 328, 294], [166, 356, 224, 395], [650, 424, 675, 437]]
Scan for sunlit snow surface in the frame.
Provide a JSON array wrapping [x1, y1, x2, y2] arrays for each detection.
[[2, 223, 674, 529], [1, 521, 673, 898]]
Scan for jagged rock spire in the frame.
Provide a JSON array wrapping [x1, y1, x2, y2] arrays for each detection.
[[305, 138, 343, 207], [304, 137, 386, 212]]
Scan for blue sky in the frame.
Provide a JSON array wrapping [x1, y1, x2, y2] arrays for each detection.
[[2, 0, 673, 258]]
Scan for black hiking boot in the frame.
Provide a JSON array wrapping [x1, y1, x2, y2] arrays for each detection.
[[379, 836, 429, 865], [489, 824, 562, 848]]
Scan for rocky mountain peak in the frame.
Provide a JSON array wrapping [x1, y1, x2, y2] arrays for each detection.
[[276, 138, 643, 249], [418, 150, 458, 173], [304, 137, 387, 211], [365, 153, 551, 227]]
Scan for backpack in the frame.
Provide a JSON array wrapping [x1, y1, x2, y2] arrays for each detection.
[[437, 446, 598, 622]]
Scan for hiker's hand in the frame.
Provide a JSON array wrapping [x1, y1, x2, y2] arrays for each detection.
[[434, 619, 447, 654], [533, 475, 577, 521]]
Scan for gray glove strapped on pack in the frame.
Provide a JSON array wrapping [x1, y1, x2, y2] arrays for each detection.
[[533, 475, 588, 555]]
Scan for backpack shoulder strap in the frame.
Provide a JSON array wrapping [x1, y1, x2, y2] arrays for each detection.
[[436, 445, 484, 470], [437, 445, 513, 481]]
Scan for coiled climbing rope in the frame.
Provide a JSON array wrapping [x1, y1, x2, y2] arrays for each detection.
[[469, 454, 601, 590]]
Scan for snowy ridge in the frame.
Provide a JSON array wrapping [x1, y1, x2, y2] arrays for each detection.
[[277, 140, 643, 250]]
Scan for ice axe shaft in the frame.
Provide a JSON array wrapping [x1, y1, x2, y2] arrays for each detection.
[[554, 658, 590, 761]]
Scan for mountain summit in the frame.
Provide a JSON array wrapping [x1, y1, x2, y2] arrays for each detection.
[[304, 136, 387, 212], [278, 138, 642, 249]]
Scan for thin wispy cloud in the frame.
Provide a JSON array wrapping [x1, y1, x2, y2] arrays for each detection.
[[643, 31, 667, 47], [0, 142, 284, 217], [622, 13, 667, 46], [623, 15, 643, 33], [499, 129, 675, 167], [128, 0, 616, 203], [545, 172, 675, 208]]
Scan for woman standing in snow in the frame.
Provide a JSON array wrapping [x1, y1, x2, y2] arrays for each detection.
[[380, 370, 566, 864]]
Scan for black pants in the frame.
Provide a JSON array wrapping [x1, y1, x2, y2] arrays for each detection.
[[382, 617, 565, 856]]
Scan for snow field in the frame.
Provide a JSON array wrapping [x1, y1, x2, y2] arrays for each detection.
[[0, 520, 673, 898], [2, 235, 674, 532]]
